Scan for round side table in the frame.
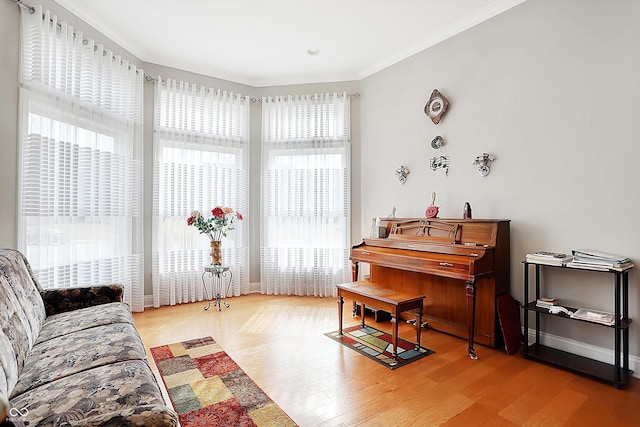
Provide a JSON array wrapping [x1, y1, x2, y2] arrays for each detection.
[[201, 265, 232, 311]]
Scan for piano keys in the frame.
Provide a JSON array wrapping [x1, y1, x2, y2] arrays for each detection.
[[350, 218, 510, 359]]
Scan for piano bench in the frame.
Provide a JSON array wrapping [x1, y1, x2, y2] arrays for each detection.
[[336, 281, 425, 358]]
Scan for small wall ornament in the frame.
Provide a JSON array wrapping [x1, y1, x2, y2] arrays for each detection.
[[424, 89, 449, 124], [429, 155, 449, 176], [430, 135, 444, 149], [394, 165, 410, 184], [472, 153, 495, 177], [425, 192, 439, 218]]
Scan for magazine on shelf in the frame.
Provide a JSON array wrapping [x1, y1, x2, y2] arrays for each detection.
[[565, 261, 611, 271], [570, 308, 616, 326], [526, 251, 572, 265], [567, 259, 634, 271], [571, 249, 631, 267], [530, 251, 570, 259]]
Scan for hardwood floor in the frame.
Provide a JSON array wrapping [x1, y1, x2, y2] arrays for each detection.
[[133, 294, 640, 426]]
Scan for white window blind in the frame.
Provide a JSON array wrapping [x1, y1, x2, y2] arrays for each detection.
[[152, 78, 250, 307], [18, 5, 145, 311], [261, 93, 351, 297]]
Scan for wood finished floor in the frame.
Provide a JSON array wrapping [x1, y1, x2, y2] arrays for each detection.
[[133, 294, 640, 426]]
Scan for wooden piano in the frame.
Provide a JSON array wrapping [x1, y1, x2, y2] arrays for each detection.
[[351, 217, 510, 359]]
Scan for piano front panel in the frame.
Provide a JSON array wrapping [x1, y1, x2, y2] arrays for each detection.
[[371, 266, 496, 346], [352, 245, 493, 281]]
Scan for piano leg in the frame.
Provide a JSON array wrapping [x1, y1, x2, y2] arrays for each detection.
[[392, 309, 399, 358], [361, 303, 366, 327], [416, 307, 422, 350], [338, 294, 344, 337], [466, 281, 478, 360]]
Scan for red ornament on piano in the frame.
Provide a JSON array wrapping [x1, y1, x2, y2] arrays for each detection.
[[425, 192, 439, 218]]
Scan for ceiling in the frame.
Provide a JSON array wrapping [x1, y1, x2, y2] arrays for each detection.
[[54, 0, 525, 87]]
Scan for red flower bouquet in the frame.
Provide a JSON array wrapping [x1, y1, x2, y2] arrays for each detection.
[[187, 207, 243, 241]]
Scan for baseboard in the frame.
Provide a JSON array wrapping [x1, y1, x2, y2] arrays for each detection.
[[249, 281, 261, 294], [144, 295, 154, 308], [143, 283, 263, 308], [526, 328, 639, 379]]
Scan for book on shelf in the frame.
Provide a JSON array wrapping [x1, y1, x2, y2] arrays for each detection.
[[570, 308, 616, 326], [536, 297, 559, 309], [525, 251, 572, 265]]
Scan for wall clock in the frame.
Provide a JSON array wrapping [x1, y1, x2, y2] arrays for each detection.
[[424, 89, 449, 124]]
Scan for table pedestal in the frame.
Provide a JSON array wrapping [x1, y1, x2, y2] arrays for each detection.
[[201, 266, 232, 311]]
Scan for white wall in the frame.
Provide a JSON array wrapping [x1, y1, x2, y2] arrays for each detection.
[[0, 0, 20, 247], [359, 0, 640, 355]]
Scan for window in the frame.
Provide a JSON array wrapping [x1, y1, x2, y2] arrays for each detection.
[[18, 5, 144, 311], [152, 79, 250, 306], [261, 93, 351, 296]]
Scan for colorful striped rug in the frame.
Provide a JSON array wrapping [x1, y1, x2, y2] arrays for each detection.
[[325, 324, 435, 369], [150, 337, 296, 427]]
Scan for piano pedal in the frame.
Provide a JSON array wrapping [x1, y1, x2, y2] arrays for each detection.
[[406, 319, 429, 328]]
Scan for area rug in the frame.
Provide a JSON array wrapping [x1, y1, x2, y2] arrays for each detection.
[[150, 337, 297, 427], [325, 324, 434, 369]]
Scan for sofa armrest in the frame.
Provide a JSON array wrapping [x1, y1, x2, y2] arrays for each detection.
[[40, 284, 124, 316]]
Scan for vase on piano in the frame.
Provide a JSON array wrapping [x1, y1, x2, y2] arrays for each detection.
[[210, 240, 222, 266]]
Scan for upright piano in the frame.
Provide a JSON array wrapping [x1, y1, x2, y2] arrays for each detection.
[[351, 218, 510, 359]]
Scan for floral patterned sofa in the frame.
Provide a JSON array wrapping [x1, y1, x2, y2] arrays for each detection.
[[0, 249, 178, 427]]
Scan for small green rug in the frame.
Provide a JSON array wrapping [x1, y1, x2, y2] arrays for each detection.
[[150, 337, 297, 427], [325, 324, 435, 369]]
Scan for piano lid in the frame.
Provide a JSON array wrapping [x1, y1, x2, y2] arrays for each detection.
[[361, 237, 488, 258]]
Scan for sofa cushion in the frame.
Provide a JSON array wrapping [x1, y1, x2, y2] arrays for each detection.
[[11, 322, 146, 398], [40, 284, 124, 316], [9, 360, 178, 427], [35, 302, 133, 345]]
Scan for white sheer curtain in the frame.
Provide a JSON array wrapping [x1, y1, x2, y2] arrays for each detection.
[[261, 93, 351, 297], [18, 5, 145, 311], [152, 78, 250, 307]]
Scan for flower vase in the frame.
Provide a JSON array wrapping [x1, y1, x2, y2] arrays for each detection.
[[210, 240, 222, 266]]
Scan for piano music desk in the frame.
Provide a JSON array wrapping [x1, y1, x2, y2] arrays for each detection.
[[336, 281, 425, 359]]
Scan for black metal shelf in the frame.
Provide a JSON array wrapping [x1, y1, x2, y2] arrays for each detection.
[[522, 260, 632, 389]]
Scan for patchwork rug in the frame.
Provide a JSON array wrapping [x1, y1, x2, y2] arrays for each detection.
[[325, 324, 435, 369], [150, 337, 297, 427]]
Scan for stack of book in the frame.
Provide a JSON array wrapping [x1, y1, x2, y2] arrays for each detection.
[[525, 251, 573, 266], [570, 308, 616, 326], [536, 297, 559, 309], [566, 249, 633, 271]]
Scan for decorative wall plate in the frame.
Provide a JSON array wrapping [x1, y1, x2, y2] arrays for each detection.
[[424, 89, 449, 124], [431, 135, 444, 149]]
